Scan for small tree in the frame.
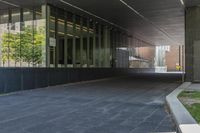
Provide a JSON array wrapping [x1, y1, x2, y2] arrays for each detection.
[[1, 26, 45, 66], [1, 33, 9, 66], [33, 27, 45, 65]]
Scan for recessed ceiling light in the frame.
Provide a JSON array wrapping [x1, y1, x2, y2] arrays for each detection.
[[119, 0, 180, 45], [59, 0, 128, 32], [180, 0, 185, 6], [0, 0, 19, 7]]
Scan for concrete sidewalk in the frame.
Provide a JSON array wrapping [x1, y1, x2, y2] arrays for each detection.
[[187, 83, 200, 91], [166, 82, 200, 133]]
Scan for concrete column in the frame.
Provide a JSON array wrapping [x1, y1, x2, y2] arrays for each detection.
[[185, 6, 200, 82]]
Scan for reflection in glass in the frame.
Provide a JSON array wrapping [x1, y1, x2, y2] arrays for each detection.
[[67, 12, 73, 67], [10, 9, 21, 67], [57, 9, 65, 67], [21, 9, 34, 67], [0, 11, 9, 67], [34, 8, 46, 67], [75, 15, 81, 67], [95, 22, 99, 67], [49, 7, 56, 67], [89, 19, 94, 67], [82, 17, 88, 67], [0, 5, 133, 69]]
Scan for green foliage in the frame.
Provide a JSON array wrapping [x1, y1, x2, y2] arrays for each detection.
[[1, 26, 45, 66], [185, 103, 200, 124], [179, 91, 200, 124], [179, 91, 200, 100]]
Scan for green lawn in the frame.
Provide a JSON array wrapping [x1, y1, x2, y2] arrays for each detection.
[[179, 91, 200, 99], [178, 91, 200, 124]]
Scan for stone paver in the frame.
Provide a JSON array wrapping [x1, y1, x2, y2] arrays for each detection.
[[0, 76, 179, 133]]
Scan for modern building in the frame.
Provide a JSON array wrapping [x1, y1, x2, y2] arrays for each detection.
[[0, 0, 200, 93], [166, 45, 183, 72]]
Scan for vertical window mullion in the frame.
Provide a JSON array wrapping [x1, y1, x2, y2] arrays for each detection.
[[80, 17, 83, 68], [72, 14, 76, 68], [64, 12, 68, 67]]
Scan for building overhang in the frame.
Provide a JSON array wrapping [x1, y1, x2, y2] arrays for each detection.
[[0, 0, 200, 47]]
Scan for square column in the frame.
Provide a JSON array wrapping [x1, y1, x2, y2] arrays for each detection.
[[186, 6, 200, 82]]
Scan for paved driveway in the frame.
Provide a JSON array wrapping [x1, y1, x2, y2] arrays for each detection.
[[0, 76, 180, 133]]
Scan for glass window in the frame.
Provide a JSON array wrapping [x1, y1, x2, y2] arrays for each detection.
[[10, 9, 21, 67], [82, 17, 88, 67], [95, 22, 99, 67], [110, 29, 115, 68], [0, 5, 131, 69], [57, 9, 65, 67], [49, 7, 56, 67], [0, 10, 9, 67], [100, 25, 104, 67], [34, 8, 46, 67], [102, 25, 111, 68], [21, 9, 34, 67], [75, 15, 81, 67], [67, 12, 73, 67], [0, 6, 46, 68], [89, 19, 94, 67]]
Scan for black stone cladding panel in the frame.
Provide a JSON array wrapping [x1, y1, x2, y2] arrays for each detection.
[[0, 68, 160, 93]]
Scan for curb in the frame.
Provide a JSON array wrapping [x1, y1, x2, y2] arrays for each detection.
[[166, 82, 200, 133]]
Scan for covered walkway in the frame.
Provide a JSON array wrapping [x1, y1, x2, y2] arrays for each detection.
[[0, 74, 180, 133]]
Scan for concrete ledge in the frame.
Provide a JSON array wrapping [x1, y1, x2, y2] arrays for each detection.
[[166, 82, 200, 133]]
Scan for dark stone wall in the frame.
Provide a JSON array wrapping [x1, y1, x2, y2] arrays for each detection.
[[0, 68, 155, 93], [185, 6, 200, 82]]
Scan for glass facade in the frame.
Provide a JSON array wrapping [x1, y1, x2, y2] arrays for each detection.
[[46, 5, 118, 68], [128, 37, 156, 69], [0, 6, 46, 67], [0, 4, 133, 68]]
